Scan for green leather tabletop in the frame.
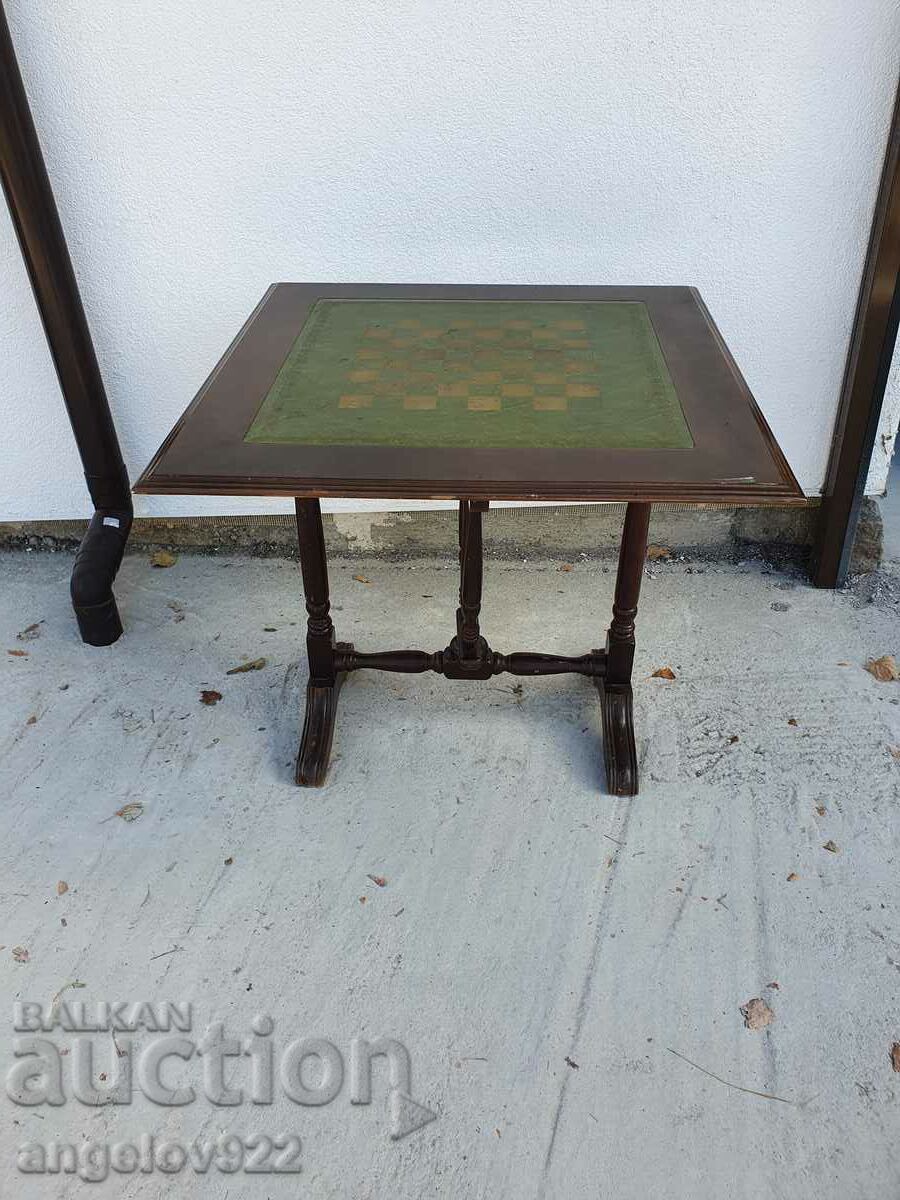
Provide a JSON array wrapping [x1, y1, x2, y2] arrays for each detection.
[[244, 299, 693, 450]]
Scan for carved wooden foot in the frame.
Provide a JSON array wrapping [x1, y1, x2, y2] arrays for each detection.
[[295, 642, 352, 787], [597, 679, 638, 796]]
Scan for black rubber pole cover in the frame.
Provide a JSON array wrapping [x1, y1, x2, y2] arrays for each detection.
[[70, 511, 133, 646]]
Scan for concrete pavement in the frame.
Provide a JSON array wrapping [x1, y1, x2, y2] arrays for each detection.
[[1, 548, 899, 1198]]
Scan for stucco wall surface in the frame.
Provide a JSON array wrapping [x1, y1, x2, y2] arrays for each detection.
[[1, 1, 899, 520]]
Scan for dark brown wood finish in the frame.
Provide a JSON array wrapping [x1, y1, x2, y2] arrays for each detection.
[[137, 282, 802, 795], [597, 502, 652, 795], [135, 284, 802, 505], [332, 647, 605, 678], [451, 500, 490, 675], [294, 496, 647, 794], [294, 498, 350, 786]]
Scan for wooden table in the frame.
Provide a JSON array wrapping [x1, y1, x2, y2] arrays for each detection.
[[135, 284, 802, 795]]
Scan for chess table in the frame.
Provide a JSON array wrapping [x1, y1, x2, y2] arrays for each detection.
[[135, 284, 802, 795]]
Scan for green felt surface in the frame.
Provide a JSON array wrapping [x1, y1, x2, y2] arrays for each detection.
[[244, 300, 692, 450]]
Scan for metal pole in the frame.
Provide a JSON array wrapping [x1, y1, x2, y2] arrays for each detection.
[[0, 3, 132, 643], [813, 77, 900, 587]]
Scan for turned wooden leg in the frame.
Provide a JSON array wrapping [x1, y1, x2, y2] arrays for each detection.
[[442, 500, 493, 678], [597, 502, 651, 796], [294, 498, 351, 786], [456, 500, 487, 660]]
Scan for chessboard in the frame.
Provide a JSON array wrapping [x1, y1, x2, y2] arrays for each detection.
[[244, 299, 693, 451]]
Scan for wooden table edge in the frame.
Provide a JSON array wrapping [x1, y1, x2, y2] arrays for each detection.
[[133, 475, 805, 505]]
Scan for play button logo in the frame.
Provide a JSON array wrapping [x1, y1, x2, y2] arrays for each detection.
[[389, 1088, 438, 1140]]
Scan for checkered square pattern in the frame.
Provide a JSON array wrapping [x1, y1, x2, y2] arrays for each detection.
[[245, 298, 692, 451], [336, 315, 607, 415]]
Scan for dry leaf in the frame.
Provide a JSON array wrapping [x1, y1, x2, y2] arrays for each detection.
[[837, 661, 850, 667], [7, 649, 28, 658], [651, 667, 676, 680], [815, 805, 826, 816], [200, 690, 223, 705], [823, 840, 839, 854], [359, 895, 367, 904], [888, 746, 900, 761], [114, 802, 144, 823], [17, 622, 43, 641], [865, 655, 899, 682], [787, 872, 799, 881], [49, 981, 85, 1018], [558, 563, 574, 573], [353, 574, 372, 585], [224, 856, 234, 866], [57, 881, 68, 896], [226, 658, 267, 675], [25, 715, 37, 726], [890, 1043, 900, 1073], [647, 545, 671, 561], [740, 997, 774, 1030], [367, 874, 387, 888], [12, 946, 29, 963], [766, 981, 780, 990], [150, 550, 178, 569], [787, 718, 799, 727]]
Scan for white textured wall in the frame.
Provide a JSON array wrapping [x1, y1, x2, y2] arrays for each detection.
[[1, 1, 899, 521]]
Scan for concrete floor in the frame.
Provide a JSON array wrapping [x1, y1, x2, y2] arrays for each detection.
[[1, 548, 899, 1199]]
